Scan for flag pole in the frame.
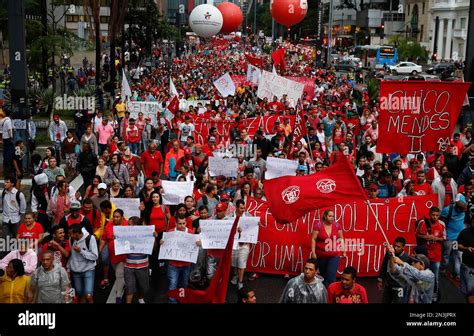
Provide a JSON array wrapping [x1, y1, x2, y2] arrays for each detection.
[[365, 200, 392, 248]]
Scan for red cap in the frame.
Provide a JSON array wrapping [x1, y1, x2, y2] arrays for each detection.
[[368, 184, 378, 191], [184, 148, 191, 155], [216, 202, 228, 212]]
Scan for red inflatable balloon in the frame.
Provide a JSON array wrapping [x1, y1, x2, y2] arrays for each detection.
[[270, 0, 308, 27], [217, 2, 243, 34]]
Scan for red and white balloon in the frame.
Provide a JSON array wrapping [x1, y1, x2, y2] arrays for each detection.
[[270, 0, 308, 27], [217, 2, 243, 34], [189, 4, 223, 38]]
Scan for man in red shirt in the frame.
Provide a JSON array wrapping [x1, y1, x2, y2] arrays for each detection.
[[80, 198, 101, 232], [451, 133, 465, 159], [414, 171, 433, 196], [125, 118, 140, 155], [327, 266, 368, 303], [268, 96, 283, 112], [99, 209, 128, 304], [161, 216, 200, 303], [415, 206, 445, 302], [140, 143, 164, 178], [238, 168, 259, 193]]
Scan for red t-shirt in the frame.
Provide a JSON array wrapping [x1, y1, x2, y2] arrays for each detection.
[[102, 220, 129, 265], [149, 206, 170, 233], [327, 282, 368, 304], [17, 222, 44, 240], [40, 240, 71, 268], [415, 220, 445, 263], [81, 209, 101, 231], [444, 183, 453, 207], [315, 221, 341, 259], [122, 155, 140, 178], [140, 150, 164, 178], [414, 182, 433, 196]]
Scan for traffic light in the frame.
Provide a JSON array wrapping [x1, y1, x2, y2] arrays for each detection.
[[380, 24, 385, 39]]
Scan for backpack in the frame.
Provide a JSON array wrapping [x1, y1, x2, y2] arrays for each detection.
[[440, 205, 454, 224], [1, 189, 23, 210], [70, 234, 93, 250]]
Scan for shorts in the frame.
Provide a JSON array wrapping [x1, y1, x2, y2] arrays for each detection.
[[72, 269, 95, 297], [124, 267, 150, 294], [231, 244, 250, 269], [460, 264, 474, 296]]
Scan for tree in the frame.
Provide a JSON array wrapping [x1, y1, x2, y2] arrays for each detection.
[[84, 0, 102, 87], [388, 35, 428, 63]]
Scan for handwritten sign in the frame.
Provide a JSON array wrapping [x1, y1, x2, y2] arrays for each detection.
[[237, 217, 260, 244], [208, 157, 238, 178], [159, 231, 200, 263], [199, 220, 234, 249], [266, 157, 298, 179], [161, 180, 194, 205], [113, 225, 155, 255], [257, 70, 305, 107], [111, 198, 140, 219], [213, 72, 236, 97]]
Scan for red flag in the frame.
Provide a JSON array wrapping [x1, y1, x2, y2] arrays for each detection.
[[291, 109, 307, 151], [378, 81, 471, 153], [245, 53, 263, 67], [168, 96, 179, 114], [263, 152, 367, 223], [271, 48, 286, 71], [167, 216, 240, 303]]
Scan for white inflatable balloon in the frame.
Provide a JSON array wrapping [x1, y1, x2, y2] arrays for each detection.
[[189, 4, 223, 38]]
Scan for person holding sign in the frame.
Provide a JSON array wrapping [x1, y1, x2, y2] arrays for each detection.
[[231, 200, 252, 290], [160, 217, 201, 304]]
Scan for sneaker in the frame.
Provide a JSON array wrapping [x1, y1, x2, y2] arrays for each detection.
[[237, 282, 244, 290], [99, 279, 110, 290], [231, 275, 238, 285], [248, 273, 259, 281], [138, 299, 145, 304]]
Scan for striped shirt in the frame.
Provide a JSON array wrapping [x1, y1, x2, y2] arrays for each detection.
[[125, 253, 149, 269]]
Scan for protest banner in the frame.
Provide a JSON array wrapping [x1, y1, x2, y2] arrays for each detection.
[[114, 226, 155, 255], [246, 195, 436, 277], [162, 180, 194, 205], [126, 101, 161, 124], [257, 70, 305, 107], [159, 231, 200, 263], [286, 76, 315, 101], [213, 73, 236, 97], [199, 220, 235, 249], [378, 81, 470, 153], [110, 198, 140, 219], [237, 217, 260, 244], [265, 157, 299, 179], [208, 157, 238, 178]]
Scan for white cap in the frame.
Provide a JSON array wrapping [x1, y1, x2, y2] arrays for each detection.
[[98, 183, 107, 190], [34, 173, 48, 186]]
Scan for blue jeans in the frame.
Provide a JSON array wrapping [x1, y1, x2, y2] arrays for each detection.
[[430, 261, 441, 302], [72, 269, 95, 297], [442, 240, 462, 277], [167, 264, 191, 303], [318, 256, 340, 287], [128, 142, 138, 155]]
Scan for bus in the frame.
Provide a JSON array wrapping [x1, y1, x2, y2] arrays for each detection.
[[353, 45, 398, 69]]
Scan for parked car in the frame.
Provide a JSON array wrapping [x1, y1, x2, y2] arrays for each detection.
[[389, 62, 423, 75], [334, 60, 358, 72], [402, 74, 441, 81], [426, 62, 455, 75]]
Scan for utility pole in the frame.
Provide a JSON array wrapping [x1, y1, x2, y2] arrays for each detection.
[[327, 0, 333, 66], [253, 0, 257, 35], [464, 0, 474, 114]]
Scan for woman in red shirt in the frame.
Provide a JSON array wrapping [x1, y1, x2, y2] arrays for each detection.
[[84, 175, 101, 199], [310, 210, 346, 287], [149, 192, 171, 234], [17, 212, 44, 249]]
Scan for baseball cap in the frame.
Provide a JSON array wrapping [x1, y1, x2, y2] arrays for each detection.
[[209, 136, 216, 142], [34, 173, 48, 186], [362, 163, 372, 170], [184, 148, 191, 155], [368, 184, 378, 191], [410, 254, 430, 268], [373, 161, 382, 166], [98, 183, 107, 190], [194, 144, 202, 149], [70, 201, 81, 210], [216, 202, 228, 212]]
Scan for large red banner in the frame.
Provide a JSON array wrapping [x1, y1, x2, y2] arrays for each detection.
[[378, 81, 470, 153], [193, 115, 295, 144], [246, 195, 436, 277]]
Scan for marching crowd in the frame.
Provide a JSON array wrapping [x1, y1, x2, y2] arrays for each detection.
[[0, 38, 474, 304]]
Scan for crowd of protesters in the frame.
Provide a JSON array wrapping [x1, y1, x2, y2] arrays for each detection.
[[0, 36, 474, 304]]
